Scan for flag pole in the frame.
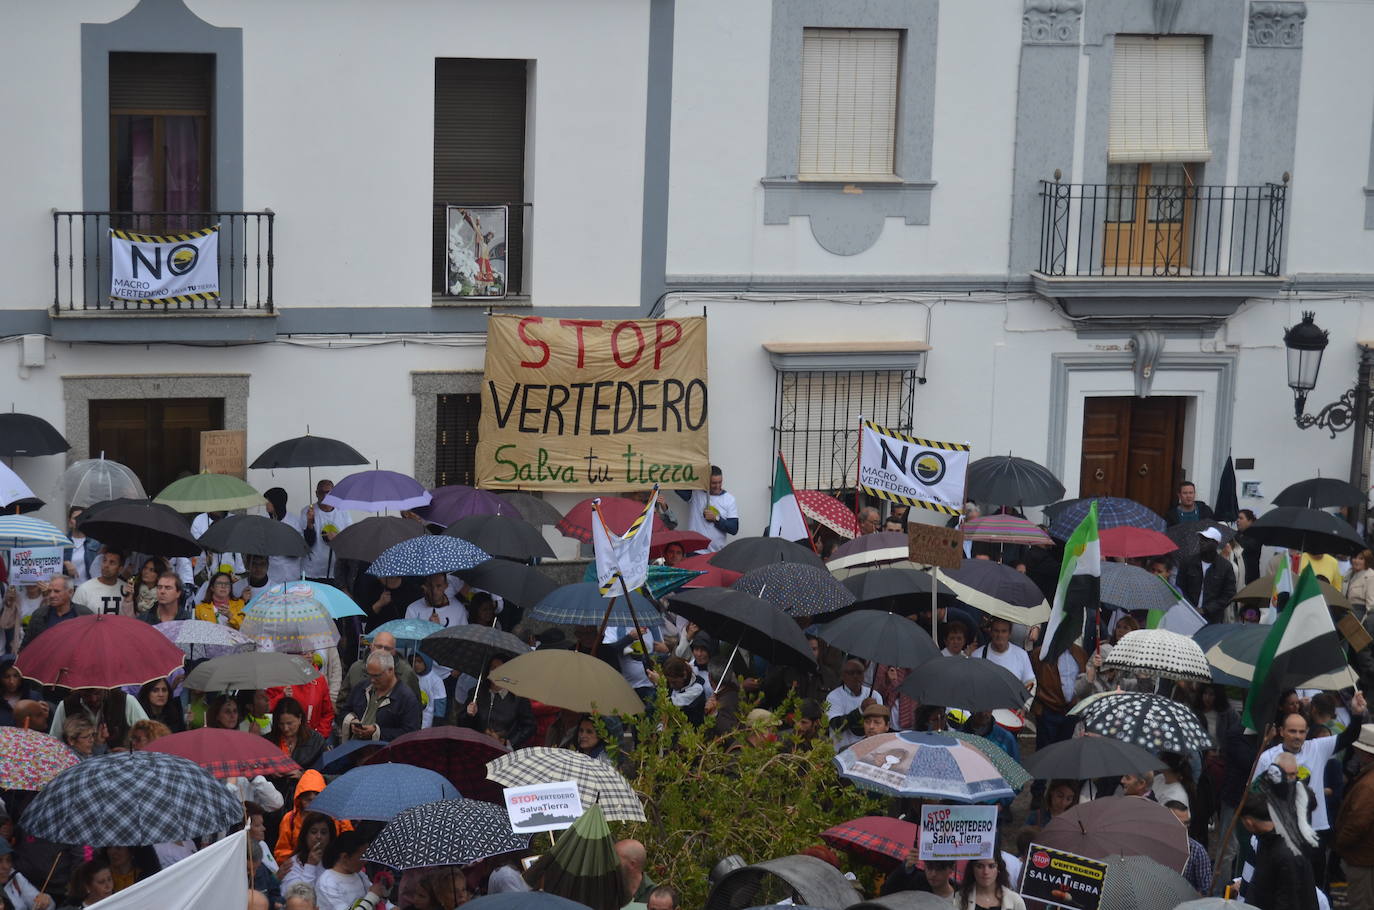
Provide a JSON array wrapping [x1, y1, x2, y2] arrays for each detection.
[[854, 417, 865, 523], [778, 450, 817, 554], [1210, 723, 1273, 886]]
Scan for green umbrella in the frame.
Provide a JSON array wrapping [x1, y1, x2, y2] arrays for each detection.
[[525, 804, 627, 910], [155, 472, 265, 513], [944, 730, 1031, 790], [580, 563, 703, 599]]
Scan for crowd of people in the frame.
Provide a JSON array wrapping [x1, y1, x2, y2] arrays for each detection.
[[1, 466, 1372, 910]]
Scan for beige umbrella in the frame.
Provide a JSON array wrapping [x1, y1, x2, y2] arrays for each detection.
[[1233, 572, 1349, 608], [486, 650, 645, 715]]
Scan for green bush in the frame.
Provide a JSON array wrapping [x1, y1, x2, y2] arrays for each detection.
[[612, 687, 883, 909]]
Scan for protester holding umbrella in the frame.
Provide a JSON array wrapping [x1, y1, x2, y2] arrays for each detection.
[[195, 571, 247, 629], [461, 655, 536, 747]]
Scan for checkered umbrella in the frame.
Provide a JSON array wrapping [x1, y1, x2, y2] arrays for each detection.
[[820, 816, 918, 869], [1077, 691, 1214, 752], [0, 727, 80, 791], [364, 798, 529, 869], [1046, 497, 1165, 539], [487, 747, 647, 823], [143, 727, 300, 779], [368, 534, 492, 577], [1101, 628, 1212, 683], [365, 727, 509, 804], [731, 562, 855, 618], [420, 624, 531, 678], [239, 582, 340, 654], [20, 751, 244, 846], [1100, 855, 1200, 910], [1100, 562, 1182, 613]]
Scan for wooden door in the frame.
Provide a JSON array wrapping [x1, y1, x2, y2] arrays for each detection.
[[1102, 163, 1194, 274], [1080, 396, 1186, 516], [89, 398, 224, 496]]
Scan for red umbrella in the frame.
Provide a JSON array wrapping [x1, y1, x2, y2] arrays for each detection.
[[650, 529, 710, 559], [796, 491, 860, 538], [676, 553, 742, 588], [555, 496, 671, 543], [821, 816, 918, 869], [1099, 526, 1179, 559], [143, 728, 301, 780], [364, 727, 509, 804], [15, 614, 185, 689]]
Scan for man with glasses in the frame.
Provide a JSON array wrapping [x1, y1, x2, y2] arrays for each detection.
[[336, 631, 422, 713], [340, 651, 420, 741]]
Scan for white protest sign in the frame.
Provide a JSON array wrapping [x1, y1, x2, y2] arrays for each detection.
[[918, 804, 998, 861], [11, 547, 64, 584], [110, 224, 220, 304], [503, 780, 585, 834], [857, 420, 970, 516]]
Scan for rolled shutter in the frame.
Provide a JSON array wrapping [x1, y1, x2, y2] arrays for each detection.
[[109, 53, 213, 112], [1108, 36, 1210, 163], [798, 29, 900, 180]]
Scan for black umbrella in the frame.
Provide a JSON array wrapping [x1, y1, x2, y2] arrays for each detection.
[[1244, 506, 1365, 556], [1165, 519, 1235, 560], [457, 559, 559, 607], [667, 588, 816, 668], [330, 516, 428, 562], [495, 491, 564, 526], [1214, 453, 1240, 522], [896, 655, 1028, 711], [818, 610, 939, 669], [841, 567, 955, 603], [249, 433, 368, 470], [730, 562, 855, 618], [709, 536, 826, 572], [76, 498, 200, 557], [0, 413, 70, 457], [941, 560, 1044, 607], [1020, 735, 1163, 780], [966, 455, 1065, 507], [364, 798, 529, 869], [444, 514, 555, 561], [2, 497, 44, 515], [1273, 477, 1364, 509], [196, 513, 308, 557], [421, 624, 531, 678]]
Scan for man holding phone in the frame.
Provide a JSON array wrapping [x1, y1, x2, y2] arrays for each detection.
[[339, 652, 421, 742]]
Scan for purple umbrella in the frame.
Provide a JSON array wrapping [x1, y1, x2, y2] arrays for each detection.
[[412, 485, 519, 527], [323, 470, 432, 512]]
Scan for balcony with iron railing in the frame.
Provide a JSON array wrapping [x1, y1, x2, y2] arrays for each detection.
[[1031, 175, 1289, 320], [52, 210, 273, 314]]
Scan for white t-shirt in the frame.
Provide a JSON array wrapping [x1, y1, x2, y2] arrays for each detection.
[[316, 868, 370, 910], [682, 489, 739, 552], [1254, 735, 1346, 831], [604, 626, 657, 689], [826, 685, 882, 750], [977, 642, 1035, 685], [405, 598, 469, 630], [417, 669, 447, 728], [268, 512, 306, 585], [73, 577, 126, 616], [300, 504, 352, 579]]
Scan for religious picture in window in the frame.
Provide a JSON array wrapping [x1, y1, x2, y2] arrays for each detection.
[[446, 205, 508, 298]]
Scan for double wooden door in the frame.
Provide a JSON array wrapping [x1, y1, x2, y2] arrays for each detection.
[[1079, 396, 1186, 517], [89, 398, 224, 495]]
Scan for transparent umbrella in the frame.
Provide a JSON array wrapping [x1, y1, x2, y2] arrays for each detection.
[[59, 456, 146, 508]]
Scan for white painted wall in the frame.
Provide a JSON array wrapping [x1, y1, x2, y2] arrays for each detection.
[[0, 0, 651, 312]]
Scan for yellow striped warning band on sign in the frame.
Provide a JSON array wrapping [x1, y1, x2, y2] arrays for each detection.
[[109, 224, 219, 243], [861, 420, 971, 453], [109, 292, 222, 305], [858, 484, 961, 516]]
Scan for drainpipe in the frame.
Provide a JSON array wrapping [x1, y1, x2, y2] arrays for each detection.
[[1350, 344, 1374, 531]]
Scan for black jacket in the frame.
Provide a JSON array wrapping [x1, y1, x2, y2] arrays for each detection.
[[460, 686, 536, 748], [1165, 501, 1215, 527], [1176, 557, 1237, 622], [1246, 829, 1318, 910], [342, 679, 422, 742]]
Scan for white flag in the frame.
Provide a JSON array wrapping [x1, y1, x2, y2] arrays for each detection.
[[857, 420, 970, 516], [96, 830, 249, 910], [593, 489, 657, 598]]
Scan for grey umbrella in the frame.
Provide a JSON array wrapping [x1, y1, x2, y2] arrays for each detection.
[[444, 514, 555, 561], [710, 536, 827, 572], [184, 651, 321, 691], [1100, 561, 1182, 612], [669, 588, 817, 669], [818, 610, 940, 669], [197, 513, 308, 557], [966, 455, 1065, 506], [1166, 520, 1236, 561], [1100, 854, 1200, 910], [496, 491, 565, 526]]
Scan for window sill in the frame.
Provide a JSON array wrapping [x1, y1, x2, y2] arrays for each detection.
[[431, 294, 531, 308], [795, 174, 905, 185]]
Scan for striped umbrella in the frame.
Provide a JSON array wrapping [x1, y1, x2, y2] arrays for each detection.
[[960, 515, 1052, 547], [826, 531, 910, 571], [796, 491, 860, 538], [239, 583, 340, 654], [0, 514, 73, 549]]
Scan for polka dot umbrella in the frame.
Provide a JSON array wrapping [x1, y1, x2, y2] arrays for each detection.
[[731, 562, 856, 618], [239, 582, 341, 654], [796, 490, 860, 539], [367, 534, 492, 578], [1077, 691, 1214, 753]]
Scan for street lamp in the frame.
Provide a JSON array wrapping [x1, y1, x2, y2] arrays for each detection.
[[1283, 311, 1328, 422]]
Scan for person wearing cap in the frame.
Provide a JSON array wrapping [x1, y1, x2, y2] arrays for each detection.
[[861, 700, 892, 737], [1176, 526, 1237, 623], [741, 708, 780, 748], [1335, 725, 1374, 909], [0, 837, 54, 910]]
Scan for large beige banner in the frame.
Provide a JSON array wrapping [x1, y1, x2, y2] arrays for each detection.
[[477, 314, 710, 491]]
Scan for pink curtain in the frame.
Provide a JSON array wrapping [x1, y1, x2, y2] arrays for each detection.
[[163, 116, 202, 215]]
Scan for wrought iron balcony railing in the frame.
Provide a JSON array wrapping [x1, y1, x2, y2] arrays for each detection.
[[52, 210, 274, 312]]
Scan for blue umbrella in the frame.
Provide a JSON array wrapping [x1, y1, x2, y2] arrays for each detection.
[[0, 515, 74, 549], [834, 731, 1015, 803], [1046, 497, 1165, 539], [247, 579, 364, 618], [465, 895, 591, 910], [368, 534, 492, 577], [529, 582, 661, 627], [321, 739, 388, 774], [372, 618, 442, 646], [310, 763, 461, 822]]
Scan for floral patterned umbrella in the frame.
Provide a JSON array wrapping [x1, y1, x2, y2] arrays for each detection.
[[154, 619, 256, 659], [834, 731, 1014, 802], [1078, 691, 1214, 753], [0, 727, 80, 791], [239, 583, 340, 654], [796, 491, 860, 538]]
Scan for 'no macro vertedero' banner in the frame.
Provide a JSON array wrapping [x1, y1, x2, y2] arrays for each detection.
[[476, 314, 710, 491]]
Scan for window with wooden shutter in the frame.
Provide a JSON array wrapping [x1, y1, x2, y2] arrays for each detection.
[[109, 52, 213, 219], [1108, 36, 1210, 163], [435, 393, 482, 487], [433, 59, 528, 295], [798, 29, 901, 180]]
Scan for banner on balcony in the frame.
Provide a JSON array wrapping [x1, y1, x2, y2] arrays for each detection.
[[857, 419, 970, 516], [109, 224, 220, 304], [476, 314, 710, 491]]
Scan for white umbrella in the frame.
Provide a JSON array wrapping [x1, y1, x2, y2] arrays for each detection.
[[58, 456, 146, 508], [1102, 628, 1212, 683], [0, 462, 35, 509]]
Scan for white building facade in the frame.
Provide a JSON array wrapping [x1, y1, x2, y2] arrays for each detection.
[[1, 0, 1372, 536]]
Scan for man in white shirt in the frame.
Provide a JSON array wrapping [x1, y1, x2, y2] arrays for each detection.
[[975, 618, 1035, 686], [1254, 693, 1368, 833], [301, 479, 350, 582], [264, 488, 305, 584], [604, 625, 659, 701], [405, 573, 470, 629], [677, 466, 739, 553], [827, 659, 882, 750], [72, 546, 129, 616]]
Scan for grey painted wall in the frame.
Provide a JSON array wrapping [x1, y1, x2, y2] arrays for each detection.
[[762, 0, 940, 256], [640, 0, 675, 312]]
